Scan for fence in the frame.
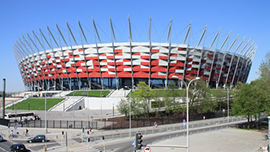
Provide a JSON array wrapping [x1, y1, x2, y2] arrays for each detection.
[[7, 111, 229, 130]]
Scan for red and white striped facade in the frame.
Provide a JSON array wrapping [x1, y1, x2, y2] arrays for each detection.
[[13, 19, 257, 91], [17, 42, 255, 91]]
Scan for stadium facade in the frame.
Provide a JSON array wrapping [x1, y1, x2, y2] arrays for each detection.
[[13, 18, 257, 91]]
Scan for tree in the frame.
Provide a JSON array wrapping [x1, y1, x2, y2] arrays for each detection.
[[232, 82, 257, 128], [116, 99, 129, 117], [163, 81, 183, 116], [257, 51, 270, 114], [231, 80, 268, 128], [186, 79, 217, 114], [133, 81, 154, 121]]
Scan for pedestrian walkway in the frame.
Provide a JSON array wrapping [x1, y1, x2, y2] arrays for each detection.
[[149, 128, 267, 152]]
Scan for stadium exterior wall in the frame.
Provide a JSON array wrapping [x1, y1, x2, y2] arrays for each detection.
[[17, 42, 253, 91]]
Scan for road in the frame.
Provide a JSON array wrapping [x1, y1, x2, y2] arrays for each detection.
[[0, 116, 251, 152], [0, 138, 59, 152], [91, 122, 239, 152]]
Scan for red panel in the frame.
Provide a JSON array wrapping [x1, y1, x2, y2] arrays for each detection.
[[178, 48, 186, 51], [78, 73, 87, 77], [47, 55, 51, 58], [170, 54, 177, 57], [107, 56, 114, 59], [151, 60, 159, 65], [191, 70, 197, 74], [123, 59, 131, 62], [88, 67, 100, 72], [141, 56, 150, 59], [133, 66, 141, 71], [133, 72, 149, 78], [151, 66, 167, 72], [133, 52, 140, 56], [52, 75, 58, 79], [186, 64, 192, 67], [207, 54, 214, 58], [78, 49, 84, 52], [115, 62, 123, 65], [68, 52, 73, 56], [205, 66, 211, 69], [67, 68, 76, 73], [102, 72, 116, 77], [89, 72, 100, 77], [108, 68, 115, 71], [151, 49, 159, 53], [168, 67, 176, 72], [141, 62, 149, 65], [159, 56, 168, 60], [85, 57, 98, 60], [151, 73, 166, 78], [114, 49, 122, 53], [117, 72, 132, 78], [100, 53, 106, 56], [68, 73, 77, 78], [108, 62, 115, 65], [115, 53, 123, 56], [61, 59, 70, 62], [187, 58, 193, 61]]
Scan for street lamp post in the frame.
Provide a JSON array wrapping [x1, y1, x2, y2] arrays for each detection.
[[227, 88, 229, 121], [172, 76, 200, 152], [45, 90, 47, 151], [91, 116, 93, 128], [268, 116, 270, 149], [125, 86, 132, 138]]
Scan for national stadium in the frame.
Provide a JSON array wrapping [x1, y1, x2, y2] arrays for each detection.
[[13, 18, 257, 91]]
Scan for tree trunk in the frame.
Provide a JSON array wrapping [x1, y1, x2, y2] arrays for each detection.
[[247, 115, 250, 128]]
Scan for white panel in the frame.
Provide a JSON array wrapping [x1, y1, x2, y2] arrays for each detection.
[[123, 62, 131, 65], [101, 68, 108, 72], [175, 69, 184, 73], [100, 62, 107, 66]]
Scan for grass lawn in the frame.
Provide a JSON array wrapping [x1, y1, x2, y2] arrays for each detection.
[[67, 90, 110, 97], [6, 98, 65, 111]]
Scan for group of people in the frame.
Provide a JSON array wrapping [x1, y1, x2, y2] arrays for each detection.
[[10, 129, 28, 137]]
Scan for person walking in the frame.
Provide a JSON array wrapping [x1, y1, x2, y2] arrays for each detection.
[[25, 129, 29, 136], [154, 121, 157, 128]]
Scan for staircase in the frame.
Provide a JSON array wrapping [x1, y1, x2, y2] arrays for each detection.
[[108, 89, 130, 98], [49, 96, 82, 111]]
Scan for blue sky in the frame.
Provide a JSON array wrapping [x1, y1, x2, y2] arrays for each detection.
[[0, 0, 269, 92]]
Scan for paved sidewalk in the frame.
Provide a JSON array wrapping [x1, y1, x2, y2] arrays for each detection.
[[149, 128, 267, 152]]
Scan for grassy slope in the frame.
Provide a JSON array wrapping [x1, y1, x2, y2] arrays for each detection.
[[6, 98, 65, 111]]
